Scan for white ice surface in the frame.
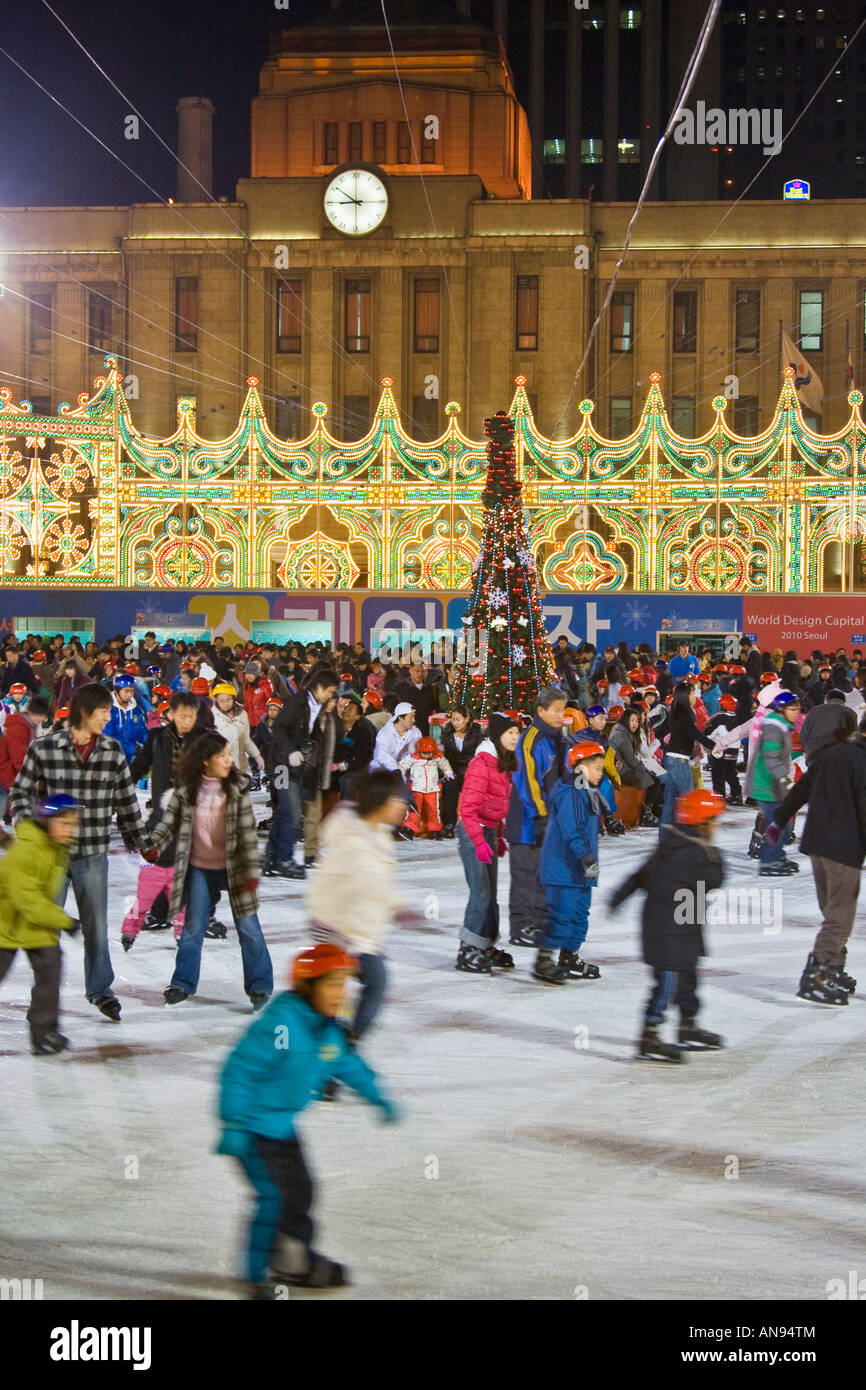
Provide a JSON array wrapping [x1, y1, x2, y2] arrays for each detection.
[[1, 791, 864, 1301]]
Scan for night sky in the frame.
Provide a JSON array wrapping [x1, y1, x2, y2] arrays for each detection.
[[0, 0, 394, 207]]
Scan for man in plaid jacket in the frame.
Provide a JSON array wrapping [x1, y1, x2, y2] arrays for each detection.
[[9, 683, 149, 1021]]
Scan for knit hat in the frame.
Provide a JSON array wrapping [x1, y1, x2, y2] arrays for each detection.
[[245, 661, 261, 676], [486, 711, 521, 744]]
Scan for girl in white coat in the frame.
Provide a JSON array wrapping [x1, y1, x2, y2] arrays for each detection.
[[211, 682, 264, 779]]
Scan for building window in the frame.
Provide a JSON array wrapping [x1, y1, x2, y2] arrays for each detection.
[[515, 276, 539, 351], [345, 280, 371, 353], [174, 277, 198, 352], [581, 137, 603, 163], [735, 289, 760, 353], [800, 289, 823, 350], [734, 396, 759, 433], [617, 137, 640, 163], [619, 7, 641, 28], [672, 291, 697, 353], [412, 395, 439, 441], [422, 130, 437, 164], [414, 279, 440, 353], [28, 290, 53, 355], [342, 394, 371, 440], [324, 122, 339, 164], [274, 395, 302, 440], [397, 122, 412, 163], [672, 397, 696, 436], [349, 122, 363, 162], [87, 286, 114, 353], [610, 397, 632, 439], [276, 278, 303, 354], [543, 138, 566, 164], [610, 291, 634, 353], [373, 121, 387, 164]]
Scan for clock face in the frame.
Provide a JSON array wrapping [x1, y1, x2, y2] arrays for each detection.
[[324, 169, 389, 236]]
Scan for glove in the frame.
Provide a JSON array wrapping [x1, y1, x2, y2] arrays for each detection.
[[141, 846, 159, 863], [711, 747, 724, 759], [497, 837, 508, 858], [581, 855, 600, 882], [379, 1100, 401, 1124], [763, 821, 783, 847], [288, 750, 304, 768], [65, 918, 81, 937], [475, 840, 495, 865], [778, 776, 793, 791]]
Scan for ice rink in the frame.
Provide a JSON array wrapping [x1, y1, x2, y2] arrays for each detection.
[[1, 792, 864, 1301]]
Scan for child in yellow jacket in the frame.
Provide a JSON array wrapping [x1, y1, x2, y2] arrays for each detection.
[[0, 795, 82, 1054]]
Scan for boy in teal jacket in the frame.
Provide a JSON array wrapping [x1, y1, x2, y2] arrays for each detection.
[[217, 943, 398, 1296]]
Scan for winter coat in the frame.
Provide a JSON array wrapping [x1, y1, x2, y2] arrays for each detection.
[[0, 819, 76, 950], [705, 710, 740, 762], [0, 711, 40, 790], [269, 687, 331, 793], [773, 734, 866, 868], [701, 683, 722, 717], [243, 675, 275, 730], [609, 723, 655, 790], [609, 823, 725, 971], [144, 776, 261, 920], [400, 751, 453, 793], [385, 679, 442, 737], [212, 702, 260, 771], [370, 718, 421, 772], [539, 778, 601, 887], [743, 709, 794, 803], [334, 714, 375, 774], [440, 720, 483, 782], [306, 804, 405, 954], [0, 658, 39, 697], [216, 991, 390, 1152], [458, 742, 513, 848], [129, 722, 196, 866], [799, 701, 857, 759], [506, 717, 565, 845], [104, 694, 148, 764]]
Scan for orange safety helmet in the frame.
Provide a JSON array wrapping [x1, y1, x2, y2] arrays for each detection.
[[292, 943, 358, 982], [191, 677, 210, 695], [8, 683, 27, 697], [596, 679, 609, 690], [417, 736, 438, 756], [619, 684, 635, 698], [760, 672, 777, 685], [719, 693, 737, 711], [675, 789, 726, 825], [567, 741, 606, 768], [713, 663, 728, 673], [152, 683, 172, 698], [124, 662, 141, 675], [31, 649, 46, 662], [627, 668, 644, 683], [728, 664, 746, 675], [180, 661, 195, 671], [266, 697, 283, 709], [55, 706, 70, 720], [607, 703, 625, 719], [157, 699, 171, 716], [363, 689, 383, 709]]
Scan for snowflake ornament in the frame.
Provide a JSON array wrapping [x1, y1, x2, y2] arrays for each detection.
[[488, 586, 508, 609], [517, 547, 535, 567], [511, 643, 526, 664]]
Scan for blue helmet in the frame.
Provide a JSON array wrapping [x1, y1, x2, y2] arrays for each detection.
[[38, 794, 82, 819], [145, 664, 161, 677], [158, 642, 174, 654], [771, 691, 800, 710], [113, 673, 136, 689], [586, 704, 606, 718]]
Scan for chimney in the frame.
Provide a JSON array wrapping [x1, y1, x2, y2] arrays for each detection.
[[176, 97, 214, 202]]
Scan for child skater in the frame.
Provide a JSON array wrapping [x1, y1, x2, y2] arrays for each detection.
[[0, 795, 82, 1054], [534, 741, 606, 985], [142, 730, 274, 1010], [217, 943, 398, 1296], [608, 788, 726, 1062], [399, 736, 454, 839]]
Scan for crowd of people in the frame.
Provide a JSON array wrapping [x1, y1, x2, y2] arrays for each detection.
[[1, 623, 864, 1293]]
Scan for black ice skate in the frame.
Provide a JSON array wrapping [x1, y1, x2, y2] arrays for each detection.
[[270, 1237, 349, 1289], [163, 986, 189, 1005], [759, 859, 799, 876], [606, 818, 627, 836], [678, 1018, 724, 1049], [249, 991, 270, 1011], [205, 918, 228, 939], [121, 933, 136, 953], [796, 954, 849, 1006], [532, 949, 568, 985], [728, 793, 744, 806], [142, 908, 171, 931], [558, 949, 601, 979], [31, 1029, 70, 1056], [637, 1023, 686, 1063], [257, 816, 273, 836], [747, 830, 763, 859], [455, 944, 493, 974], [92, 993, 121, 1022], [639, 805, 659, 828], [508, 925, 539, 947], [834, 962, 857, 994], [262, 859, 305, 879], [488, 946, 515, 970]]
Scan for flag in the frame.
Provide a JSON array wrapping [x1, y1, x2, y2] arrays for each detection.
[[781, 330, 824, 414]]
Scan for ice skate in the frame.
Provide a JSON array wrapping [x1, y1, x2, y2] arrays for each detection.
[[834, 961, 857, 994], [142, 908, 171, 931], [637, 1023, 686, 1063], [558, 949, 600, 979], [120, 933, 136, 952], [31, 1029, 70, 1056], [488, 946, 515, 970], [92, 993, 121, 1022], [678, 1018, 724, 1049], [263, 859, 305, 880], [747, 829, 763, 858], [320, 1078, 340, 1100], [163, 986, 189, 1005], [455, 944, 493, 974], [205, 917, 228, 939], [508, 925, 539, 947], [759, 859, 798, 876], [639, 805, 659, 828], [249, 991, 270, 1011], [728, 793, 743, 806], [606, 818, 626, 836], [532, 949, 568, 985], [796, 955, 849, 1006], [257, 816, 273, 836], [270, 1237, 349, 1289]]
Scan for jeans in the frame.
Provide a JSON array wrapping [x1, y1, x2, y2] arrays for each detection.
[[645, 965, 699, 1025], [238, 1135, 314, 1285], [353, 953, 387, 1037], [541, 884, 593, 952], [66, 854, 112, 1002], [457, 822, 500, 948], [172, 866, 273, 997], [267, 780, 302, 863], [757, 800, 793, 864], [659, 755, 694, 828]]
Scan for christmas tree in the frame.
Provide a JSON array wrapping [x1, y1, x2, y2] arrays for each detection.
[[455, 411, 555, 718]]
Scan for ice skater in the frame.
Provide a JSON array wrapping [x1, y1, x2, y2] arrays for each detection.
[[609, 788, 726, 1063], [217, 943, 398, 1296], [455, 712, 522, 974]]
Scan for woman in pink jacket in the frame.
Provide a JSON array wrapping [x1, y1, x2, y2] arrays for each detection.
[[455, 712, 522, 975]]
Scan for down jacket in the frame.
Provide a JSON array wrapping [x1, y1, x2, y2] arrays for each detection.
[[0, 818, 77, 950], [743, 708, 794, 803], [458, 740, 513, 848], [212, 702, 261, 771], [0, 711, 40, 790]]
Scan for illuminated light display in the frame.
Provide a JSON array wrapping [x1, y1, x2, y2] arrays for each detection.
[[0, 356, 864, 593]]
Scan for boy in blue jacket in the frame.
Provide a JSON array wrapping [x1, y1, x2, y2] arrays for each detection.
[[534, 741, 605, 985], [217, 943, 398, 1297], [104, 673, 148, 764]]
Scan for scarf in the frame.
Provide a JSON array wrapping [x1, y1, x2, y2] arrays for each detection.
[[573, 769, 605, 815]]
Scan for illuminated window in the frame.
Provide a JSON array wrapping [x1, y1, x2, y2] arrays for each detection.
[[27, 290, 53, 355], [617, 137, 640, 163], [397, 122, 412, 163], [324, 122, 339, 164], [619, 7, 641, 28], [515, 276, 539, 351], [414, 279, 440, 353], [582, 3, 604, 29], [581, 137, 603, 163], [544, 139, 566, 164], [800, 290, 823, 350], [673, 291, 697, 353], [349, 122, 363, 162], [610, 291, 634, 353], [174, 277, 198, 353], [345, 280, 371, 353], [276, 278, 303, 354], [735, 289, 760, 353], [373, 122, 387, 165]]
